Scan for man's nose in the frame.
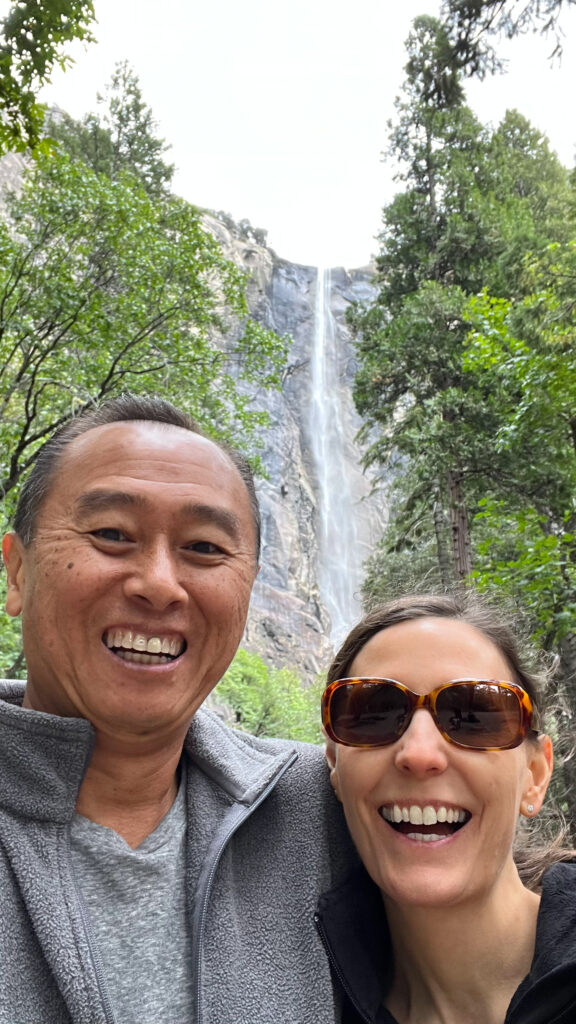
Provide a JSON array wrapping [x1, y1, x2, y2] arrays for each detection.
[[393, 709, 449, 777], [123, 543, 188, 610]]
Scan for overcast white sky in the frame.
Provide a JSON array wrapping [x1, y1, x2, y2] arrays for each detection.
[[4, 0, 576, 267]]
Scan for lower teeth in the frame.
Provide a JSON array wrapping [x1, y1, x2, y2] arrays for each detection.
[[115, 650, 173, 665], [406, 832, 447, 843]]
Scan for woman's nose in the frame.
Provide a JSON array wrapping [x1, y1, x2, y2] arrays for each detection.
[[393, 709, 450, 776]]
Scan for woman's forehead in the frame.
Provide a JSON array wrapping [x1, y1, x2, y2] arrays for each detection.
[[349, 617, 512, 684]]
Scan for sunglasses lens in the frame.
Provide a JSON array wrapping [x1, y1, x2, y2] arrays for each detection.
[[435, 683, 523, 749], [329, 681, 409, 746]]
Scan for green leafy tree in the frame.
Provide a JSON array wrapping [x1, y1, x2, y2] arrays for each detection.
[[0, 0, 96, 154], [463, 252, 576, 689], [354, 11, 576, 833], [0, 151, 288, 673], [0, 150, 288, 509], [48, 61, 174, 197], [215, 649, 323, 744]]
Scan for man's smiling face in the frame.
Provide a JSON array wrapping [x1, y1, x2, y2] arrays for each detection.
[[3, 421, 258, 741]]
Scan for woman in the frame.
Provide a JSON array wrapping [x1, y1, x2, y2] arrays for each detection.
[[316, 593, 576, 1024]]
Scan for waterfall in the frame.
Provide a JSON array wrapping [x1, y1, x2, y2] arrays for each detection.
[[310, 267, 364, 648]]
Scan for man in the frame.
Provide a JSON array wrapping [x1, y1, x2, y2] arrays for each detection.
[[1, 394, 355, 1024]]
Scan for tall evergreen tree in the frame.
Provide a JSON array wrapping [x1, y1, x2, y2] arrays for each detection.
[[351, 15, 573, 586]]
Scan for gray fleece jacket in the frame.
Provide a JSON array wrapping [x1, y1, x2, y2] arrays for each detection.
[[0, 680, 356, 1024]]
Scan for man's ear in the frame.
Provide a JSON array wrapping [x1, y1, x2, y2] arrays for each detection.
[[521, 734, 554, 818], [2, 533, 25, 618]]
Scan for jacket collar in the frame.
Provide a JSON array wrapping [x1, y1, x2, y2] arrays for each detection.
[[507, 861, 576, 1023], [317, 861, 576, 1024], [0, 680, 94, 823], [316, 864, 392, 1023], [0, 679, 298, 823]]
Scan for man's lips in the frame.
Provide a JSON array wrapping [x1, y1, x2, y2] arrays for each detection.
[[103, 629, 186, 664]]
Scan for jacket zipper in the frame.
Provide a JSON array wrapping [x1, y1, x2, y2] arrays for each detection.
[[65, 830, 118, 1024], [193, 750, 298, 1024], [314, 909, 372, 1024]]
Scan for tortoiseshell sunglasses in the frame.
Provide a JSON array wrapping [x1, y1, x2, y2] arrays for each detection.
[[322, 678, 536, 751]]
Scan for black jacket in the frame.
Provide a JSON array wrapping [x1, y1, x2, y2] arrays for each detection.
[[315, 861, 576, 1024]]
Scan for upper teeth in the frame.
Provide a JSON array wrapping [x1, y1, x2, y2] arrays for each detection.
[[380, 805, 468, 825], [104, 630, 183, 657]]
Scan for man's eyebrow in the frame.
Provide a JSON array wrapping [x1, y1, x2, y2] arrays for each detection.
[[74, 490, 147, 518], [180, 503, 241, 539], [74, 492, 241, 538]]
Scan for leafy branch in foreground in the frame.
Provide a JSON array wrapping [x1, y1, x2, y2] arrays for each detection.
[[0, 0, 96, 154]]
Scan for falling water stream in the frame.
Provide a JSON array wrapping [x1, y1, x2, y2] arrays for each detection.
[[309, 267, 364, 647]]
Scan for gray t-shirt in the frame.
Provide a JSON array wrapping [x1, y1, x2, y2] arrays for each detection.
[[70, 772, 194, 1024]]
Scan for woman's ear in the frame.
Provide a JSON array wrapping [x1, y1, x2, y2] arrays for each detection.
[[324, 730, 337, 770], [521, 734, 553, 818]]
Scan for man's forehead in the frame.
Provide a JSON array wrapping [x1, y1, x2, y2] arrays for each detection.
[[61, 420, 235, 473]]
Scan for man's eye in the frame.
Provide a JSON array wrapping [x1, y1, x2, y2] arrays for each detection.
[[189, 540, 222, 555], [91, 528, 127, 542]]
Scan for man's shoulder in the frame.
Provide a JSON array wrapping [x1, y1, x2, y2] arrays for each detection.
[[187, 705, 326, 774], [0, 679, 26, 702]]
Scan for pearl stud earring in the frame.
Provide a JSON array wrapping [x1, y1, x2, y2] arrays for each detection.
[[526, 803, 534, 814]]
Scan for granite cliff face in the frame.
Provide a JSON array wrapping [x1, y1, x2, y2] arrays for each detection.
[[206, 216, 386, 679]]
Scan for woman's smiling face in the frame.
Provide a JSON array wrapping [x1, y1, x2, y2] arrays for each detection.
[[326, 617, 553, 912]]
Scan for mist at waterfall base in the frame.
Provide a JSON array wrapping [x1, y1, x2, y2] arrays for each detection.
[[310, 268, 365, 649]]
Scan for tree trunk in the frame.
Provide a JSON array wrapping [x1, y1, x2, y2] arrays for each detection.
[[446, 469, 472, 580], [432, 495, 453, 587]]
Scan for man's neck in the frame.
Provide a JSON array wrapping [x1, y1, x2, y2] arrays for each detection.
[[75, 732, 185, 848]]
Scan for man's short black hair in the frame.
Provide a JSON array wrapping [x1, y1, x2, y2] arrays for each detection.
[[12, 393, 261, 560]]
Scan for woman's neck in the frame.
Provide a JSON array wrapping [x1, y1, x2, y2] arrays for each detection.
[[383, 871, 540, 1024]]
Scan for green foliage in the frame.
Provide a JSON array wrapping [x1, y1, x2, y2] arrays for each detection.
[[215, 649, 323, 744], [0, 0, 96, 154], [465, 278, 576, 517], [402, 14, 465, 109], [0, 150, 288, 504], [48, 61, 174, 197], [471, 501, 576, 645], [0, 604, 25, 677], [353, 16, 575, 592]]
